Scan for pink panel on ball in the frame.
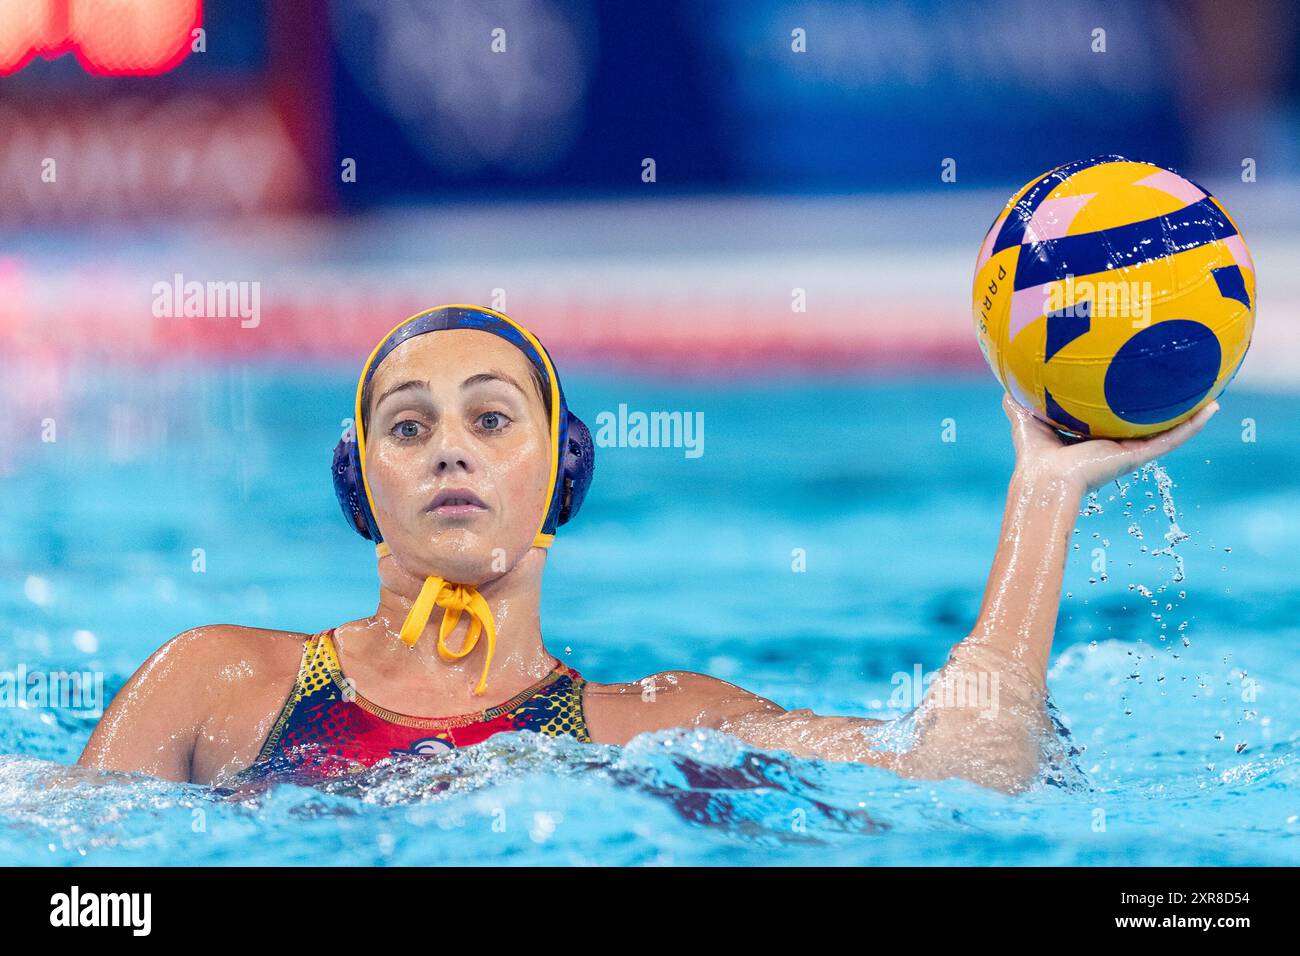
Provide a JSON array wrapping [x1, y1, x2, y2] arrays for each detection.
[[1223, 235, 1255, 273], [1023, 193, 1095, 243], [1009, 282, 1052, 342], [975, 212, 1008, 272], [1134, 169, 1205, 208]]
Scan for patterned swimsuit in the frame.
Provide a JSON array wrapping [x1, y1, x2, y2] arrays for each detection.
[[239, 628, 591, 780]]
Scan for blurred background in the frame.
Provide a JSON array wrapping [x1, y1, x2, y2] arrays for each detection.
[[2, 0, 1299, 865], [2, 0, 1297, 381]]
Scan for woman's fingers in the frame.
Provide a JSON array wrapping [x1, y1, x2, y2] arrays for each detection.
[[1114, 400, 1219, 466], [1002, 392, 1218, 488], [1003, 393, 1062, 453]]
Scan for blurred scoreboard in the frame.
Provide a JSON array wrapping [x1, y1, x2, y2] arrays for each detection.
[[1, 0, 203, 75], [0, 0, 326, 221]]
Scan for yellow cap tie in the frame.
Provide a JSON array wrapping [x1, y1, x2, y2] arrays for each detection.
[[397, 575, 498, 696]]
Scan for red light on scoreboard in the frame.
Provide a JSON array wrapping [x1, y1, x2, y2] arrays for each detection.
[[0, 0, 202, 76]]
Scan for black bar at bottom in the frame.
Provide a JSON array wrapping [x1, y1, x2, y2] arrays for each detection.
[[0, 866, 1286, 939]]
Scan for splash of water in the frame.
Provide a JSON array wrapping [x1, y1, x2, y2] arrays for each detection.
[[1096, 461, 1193, 588], [1074, 460, 1203, 664], [1146, 462, 1191, 583], [1119, 463, 1194, 652]]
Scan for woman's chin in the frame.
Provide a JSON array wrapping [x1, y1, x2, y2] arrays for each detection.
[[411, 530, 523, 583]]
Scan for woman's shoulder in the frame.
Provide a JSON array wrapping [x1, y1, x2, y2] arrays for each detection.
[[134, 624, 315, 714], [81, 625, 321, 783], [153, 623, 315, 674], [579, 670, 784, 745], [159, 625, 322, 784]]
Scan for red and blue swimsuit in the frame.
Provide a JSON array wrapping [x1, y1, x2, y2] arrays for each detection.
[[241, 628, 591, 780]]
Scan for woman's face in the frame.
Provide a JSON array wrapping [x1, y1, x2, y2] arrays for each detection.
[[363, 329, 553, 584]]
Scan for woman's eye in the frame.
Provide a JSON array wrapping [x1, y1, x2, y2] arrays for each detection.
[[478, 411, 511, 431], [393, 420, 422, 439]]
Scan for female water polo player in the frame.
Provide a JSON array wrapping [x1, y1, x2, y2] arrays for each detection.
[[78, 305, 1218, 794]]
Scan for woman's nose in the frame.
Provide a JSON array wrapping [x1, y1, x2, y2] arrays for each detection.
[[430, 421, 477, 473]]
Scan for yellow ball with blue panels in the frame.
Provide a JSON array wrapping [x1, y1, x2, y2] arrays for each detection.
[[972, 155, 1255, 439]]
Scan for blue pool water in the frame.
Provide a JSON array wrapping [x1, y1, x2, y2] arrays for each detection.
[[2, 363, 1297, 865]]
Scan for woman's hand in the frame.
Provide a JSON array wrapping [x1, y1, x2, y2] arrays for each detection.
[[1002, 393, 1219, 493]]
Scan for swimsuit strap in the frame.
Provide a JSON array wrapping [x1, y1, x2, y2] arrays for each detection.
[[305, 628, 346, 694], [252, 631, 328, 765]]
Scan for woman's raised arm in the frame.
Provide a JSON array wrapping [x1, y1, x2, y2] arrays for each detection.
[[660, 395, 1220, 793]]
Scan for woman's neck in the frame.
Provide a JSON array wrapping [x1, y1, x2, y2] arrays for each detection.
[[336, 548, 554, 703]]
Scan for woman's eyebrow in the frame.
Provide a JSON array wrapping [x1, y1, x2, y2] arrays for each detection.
[[373, 379, 429, 409], [462, 370, 527, 396]]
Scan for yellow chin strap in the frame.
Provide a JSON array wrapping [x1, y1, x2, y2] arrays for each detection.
[[376, 536, 552, 697], [399, 575, 498, 696]]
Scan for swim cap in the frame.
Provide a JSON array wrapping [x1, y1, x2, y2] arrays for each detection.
[[331, 304, 595, 694]]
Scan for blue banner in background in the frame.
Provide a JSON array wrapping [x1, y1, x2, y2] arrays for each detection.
[[1, 0, 1293, 207], [697, 0, 1189, 187], [324, 0, 1290, 203]]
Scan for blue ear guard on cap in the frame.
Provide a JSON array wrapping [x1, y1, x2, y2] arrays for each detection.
[[331, 305, 594, 546]]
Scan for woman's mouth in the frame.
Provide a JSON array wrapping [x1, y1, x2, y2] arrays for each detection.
[[427, 488, 489, 517]]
